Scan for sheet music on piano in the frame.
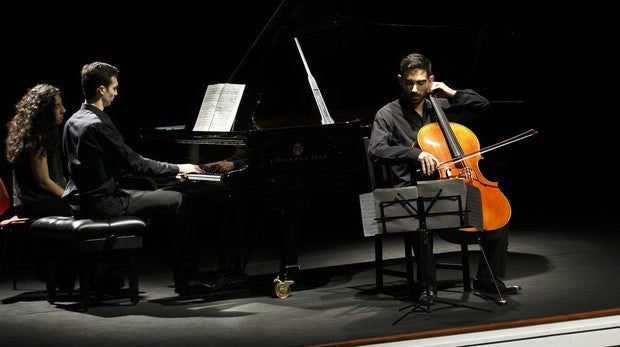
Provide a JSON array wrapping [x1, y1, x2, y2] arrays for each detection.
[[193, 83, 246, 132]]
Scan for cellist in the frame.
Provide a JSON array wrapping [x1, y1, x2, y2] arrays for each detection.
[[367, 52, 521, 305]]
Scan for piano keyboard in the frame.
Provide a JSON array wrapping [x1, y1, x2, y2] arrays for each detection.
[[176, 172, 224, 183], [172, 166, 248, 191]]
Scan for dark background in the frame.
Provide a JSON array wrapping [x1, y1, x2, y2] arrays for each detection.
[[0, 1, 611, 226]]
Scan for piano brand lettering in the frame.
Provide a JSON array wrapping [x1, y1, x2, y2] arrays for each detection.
[[269, 153, 327, 164]]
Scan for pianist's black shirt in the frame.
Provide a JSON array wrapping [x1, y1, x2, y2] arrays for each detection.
[[62, 103, 179, 217]]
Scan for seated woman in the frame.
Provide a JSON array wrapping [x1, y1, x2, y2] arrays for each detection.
[[6, 84, 71, 218], [5, 84, 74, 290]]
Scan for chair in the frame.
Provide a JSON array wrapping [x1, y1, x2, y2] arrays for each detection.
[[372, 180, 478, 296], [362, 138, 475, 298], [30, 215, 145, 310], [0, 177, 33, 290]]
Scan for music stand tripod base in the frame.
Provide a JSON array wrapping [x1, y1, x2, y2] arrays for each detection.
[[373, 182, 498, 324]]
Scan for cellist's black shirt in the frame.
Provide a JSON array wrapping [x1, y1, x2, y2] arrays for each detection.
[[367, 89, 489, 187]]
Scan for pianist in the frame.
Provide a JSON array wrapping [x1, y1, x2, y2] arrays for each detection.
[[61, 61, 226, 295]]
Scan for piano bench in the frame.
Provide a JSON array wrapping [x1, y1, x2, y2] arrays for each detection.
[[30, 216, 145, 311]]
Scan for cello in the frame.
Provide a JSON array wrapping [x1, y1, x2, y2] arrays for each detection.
[[417, 94, 511, 232]]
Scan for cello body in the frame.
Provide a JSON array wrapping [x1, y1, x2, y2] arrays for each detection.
[[417, 96, 511, 231]]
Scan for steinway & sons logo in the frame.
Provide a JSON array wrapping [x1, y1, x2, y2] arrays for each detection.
[[268, 142, 327, 164]]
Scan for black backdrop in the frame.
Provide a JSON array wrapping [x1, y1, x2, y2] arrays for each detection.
[[1, 1, 610, 225]]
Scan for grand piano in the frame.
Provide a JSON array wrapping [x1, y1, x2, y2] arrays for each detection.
[[137, 0, 528, 297]]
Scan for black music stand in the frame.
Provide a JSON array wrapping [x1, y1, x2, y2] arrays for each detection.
[[373, 183, 494, 323]]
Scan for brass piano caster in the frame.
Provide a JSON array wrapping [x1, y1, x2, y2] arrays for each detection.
[[273, 277, 294, 298]]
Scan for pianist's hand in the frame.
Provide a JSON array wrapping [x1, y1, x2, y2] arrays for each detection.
[[200, 160, 234, 173], [177, 163, 205, 175]]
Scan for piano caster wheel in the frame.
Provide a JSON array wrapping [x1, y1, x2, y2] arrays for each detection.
[[273, 277, 294, 299]]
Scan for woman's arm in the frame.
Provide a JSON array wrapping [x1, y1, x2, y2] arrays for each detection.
[[30, 151, 65, 197]]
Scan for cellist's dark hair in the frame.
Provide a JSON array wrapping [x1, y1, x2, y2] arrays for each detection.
[[399, 53, 432, 76]]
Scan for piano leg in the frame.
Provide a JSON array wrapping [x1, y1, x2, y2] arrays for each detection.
[[272, 198, 301, 298]]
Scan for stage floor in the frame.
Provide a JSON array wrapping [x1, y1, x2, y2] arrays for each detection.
[[1, 215, 619, 346]]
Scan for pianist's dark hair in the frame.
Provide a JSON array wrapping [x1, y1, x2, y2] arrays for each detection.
[[399, 53, 432, 76], [81, 61, 119, 102]]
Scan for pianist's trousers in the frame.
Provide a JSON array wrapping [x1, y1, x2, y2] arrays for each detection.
[[124, 189, 198, 279], [165, 182, 250, 273]]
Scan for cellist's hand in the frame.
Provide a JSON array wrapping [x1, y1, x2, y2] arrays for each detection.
[[430, 82, 457, 99], [417, 151, 439, 176]]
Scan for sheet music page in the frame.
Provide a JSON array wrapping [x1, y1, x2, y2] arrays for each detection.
[[193, 83, 245, 132], [359, 193, 379, 237]]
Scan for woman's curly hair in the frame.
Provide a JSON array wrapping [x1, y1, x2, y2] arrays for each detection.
[[6, 84, 61, 164]]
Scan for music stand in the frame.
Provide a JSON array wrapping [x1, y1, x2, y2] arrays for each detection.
[[373, 180, 495, 323]]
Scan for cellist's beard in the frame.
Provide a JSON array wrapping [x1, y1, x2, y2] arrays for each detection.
[[406, 93, 424, 105]]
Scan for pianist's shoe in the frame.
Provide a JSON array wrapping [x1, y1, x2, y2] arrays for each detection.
[[473, 276, 522, 295], [216, 267, 248, 285], [174, 272, 229, 295]]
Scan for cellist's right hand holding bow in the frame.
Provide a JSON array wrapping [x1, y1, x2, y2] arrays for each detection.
[[417, 151, 439, 176]]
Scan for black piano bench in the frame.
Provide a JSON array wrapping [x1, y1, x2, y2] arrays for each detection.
[[30, 216, 145, 310]]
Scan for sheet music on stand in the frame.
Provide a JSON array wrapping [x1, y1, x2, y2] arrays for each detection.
[[359, 192, 379, 237], [193, 83, 245, 132], [359, 179, 482, 237]]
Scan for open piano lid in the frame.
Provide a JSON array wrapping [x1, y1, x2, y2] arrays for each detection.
[[224, 0, 521, 132]]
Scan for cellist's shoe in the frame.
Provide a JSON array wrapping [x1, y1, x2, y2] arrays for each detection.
[[418, 290, 436, 305], [473, 277, 522, 295]]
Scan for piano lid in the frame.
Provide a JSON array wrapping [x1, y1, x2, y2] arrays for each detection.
[[219, 0, 527, 133]]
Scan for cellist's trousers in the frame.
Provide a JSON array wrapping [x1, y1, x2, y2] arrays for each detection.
[[412, 225, 510, 290]]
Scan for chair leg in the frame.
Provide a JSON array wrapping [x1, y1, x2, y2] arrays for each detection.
[[403, 233, 415, 299], [460, 244, 471, 291], [0, 230, 7, 282], [129, 254, 139, 304], [374, 235, 383, 289], [12, 228, 23, 290], [79, 262, 91, 311], [0, 227, 21, 290], [47, 260, 57, 304]]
